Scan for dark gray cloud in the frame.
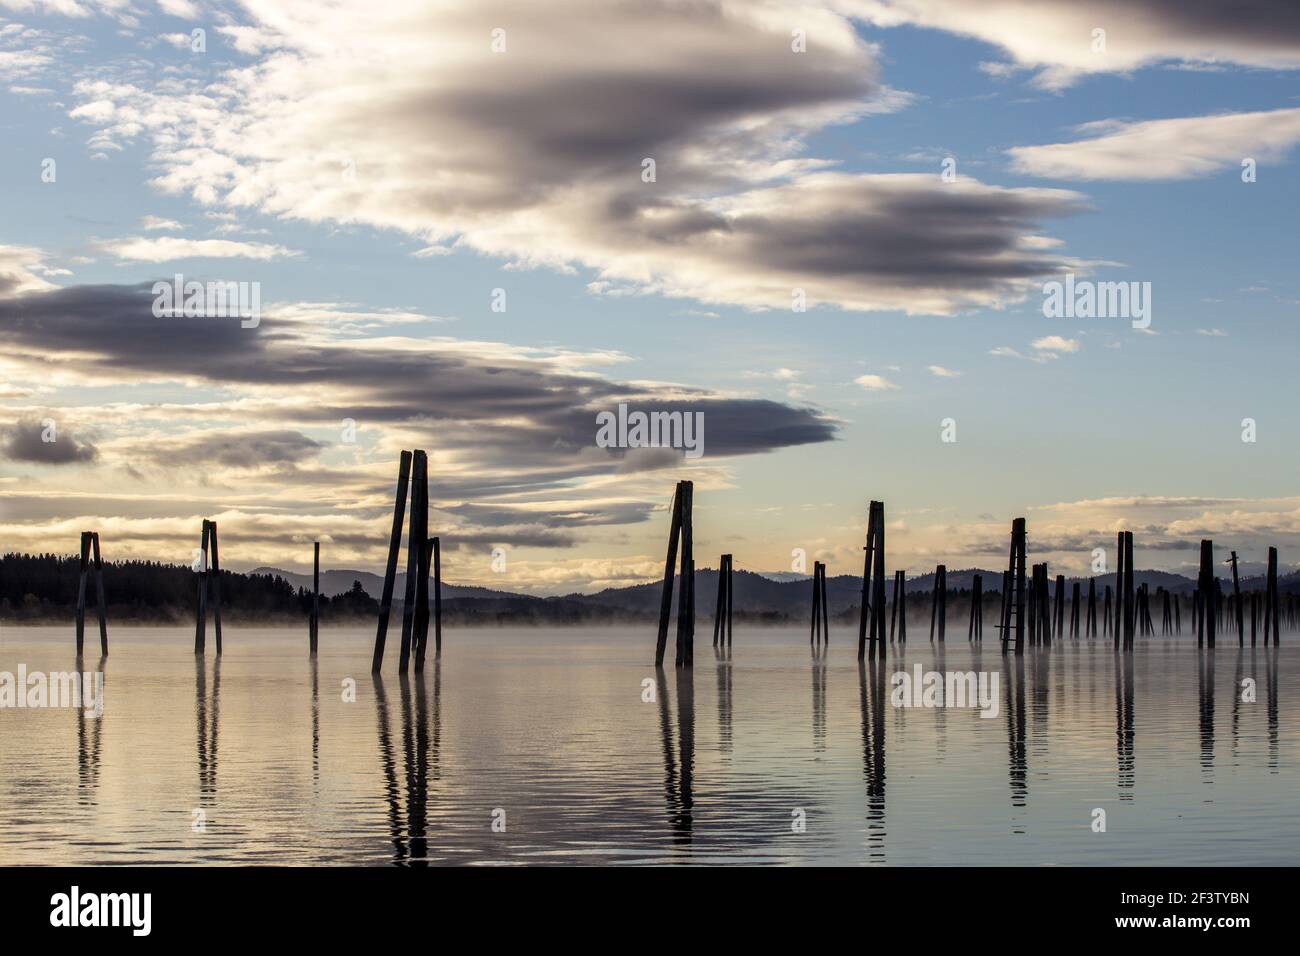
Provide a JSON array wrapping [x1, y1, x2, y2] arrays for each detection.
[[1, 420, 98, 465], [144, 429, 324, 470]]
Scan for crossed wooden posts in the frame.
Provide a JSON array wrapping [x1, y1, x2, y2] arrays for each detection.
[[654, 480, 695, 668], [809, 561, 829, 649], [712, 553, 734, 649], [75, 531, 108, 657], [372, 450, 441, 674], [194, 519, 223, 656], [856, 500, 886, 661]]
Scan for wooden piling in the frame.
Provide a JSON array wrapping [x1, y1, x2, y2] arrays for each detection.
[[1001, 518, 1027, 655], [90, 532, 108, 656], [1054, 574, 1065, 639], [892, 569, 906, 644], [310, 541, 320, 657], [810, 561, 824, 647], [411, 452, 431, 673], [1197, 539, 1216, 649], [1264, 546, 1279, 646], [194, 520, 210, 655], [1229, 551, 1244, 646], [654, 483, 684, 667], [869, 501, 887, 659], [725, 554, 733, 647], [1087, 577, 1097, 638], [432, 536, 443, 657], [207, 522, 223, 655], [1070, 580, 1080, 638], [674, 481, 695, 667], [968, 573, 983, 642], [372, 450, 412, 674], [930, 564, 947, 643], [75, 532, 90, 656], [1122, 531, 1135, 650]]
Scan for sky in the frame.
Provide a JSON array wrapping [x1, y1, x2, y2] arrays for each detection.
[[1, 0, 1299, 594]]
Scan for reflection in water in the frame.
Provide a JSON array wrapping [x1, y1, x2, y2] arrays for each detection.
[[75, 660, 104, 802], [1198, 651, 1215, 778], [655, 667, 695, 848], [373, 666, 443, 866], [1265, 646, 1279, 772], [811, 658, 827, 752], [1006, 653, 1027, 810], [714, 648, 732, 755], [195, 657, 220, 803], [858, 659, 886, 859], [1115, 650, 1135, 798], [310, 658, 320, 787]]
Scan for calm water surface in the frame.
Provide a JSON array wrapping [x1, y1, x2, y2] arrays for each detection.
[[0, 626, 1294, 865]]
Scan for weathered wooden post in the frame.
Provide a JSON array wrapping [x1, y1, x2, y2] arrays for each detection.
[[1087, 577, 1097, 637], [412, 456, 432, 673], [90, 532, 108, 656], [372, 450, 412, 674], [1070, 580, 1080, 638], [713, 554, 731, 649], [930, 564, 947, 643], [432, 536, 443, 657], [398, 450, 429, 673], [194, 521, 210, 655], [870, 501, 886, 658], [654, 482, 684, 667], [1228, 551, 1244, 646], [1264, 546, 1279, 646], [1053, 574, 1065, 639], [1122, 531, 1135, 650], [892, 570, 906, 644], [75, 532, 89, 656], [810, 561, 825, 647], [310, 541, 320, 656], [1001, 518, 1027, 655], [968, 573, 983, 642], [725, 554, 733, 647], [675, 482, 695, 667], [1251, 591, 1258, 646], [208, 521, 223, 655], [1197, 539, 1216, 649]]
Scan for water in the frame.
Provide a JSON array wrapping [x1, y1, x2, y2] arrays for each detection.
[[0, 626, 1293, 865]]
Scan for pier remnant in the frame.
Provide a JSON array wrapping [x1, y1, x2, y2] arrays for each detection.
[[1000, 518, 1027, 655], [810, 560, 828, 649], [74, 531, 109, 657], [929, 564, 947, 643], [309, 541, 320, 657], [372, 451, 412, 673], [193, 519, 224, 656], [712, 554, 734, 649], [655, 480, 695, 667]]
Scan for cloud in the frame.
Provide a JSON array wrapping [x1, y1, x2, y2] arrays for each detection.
[[854, 374, 899, 391], [847, 0, 1300, 89], [140, 215, 184, 231], [1032, 335, 1079, 352], [1, 420, 98, 464], [1197, 327, 1229, 337], [0, 280, 838, 565], [0, 245, 58, 298], [1008, 108, 1300, 180], [927, 364, 960, 377], [95, 236, 300, 262], [66, 0, 1088, 315]]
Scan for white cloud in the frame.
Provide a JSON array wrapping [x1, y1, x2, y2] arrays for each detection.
[[927, 364, 960, 377], [1009, 108, 1300, 180], [1032, 335, 1079, 353], [845, 0, 1300, 89], [1197, 327, 1228, 337], [855, 373, 899, 391], [140, 215, 184, 231], [65, 0, 1088, 316], [95, 236, 300, 262]]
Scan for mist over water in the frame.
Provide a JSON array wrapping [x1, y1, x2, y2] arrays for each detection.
[[0, 627, 1294, 865]]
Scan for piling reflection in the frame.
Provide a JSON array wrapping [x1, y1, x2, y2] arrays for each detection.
[[811, 656, 827, 752], [1115, 649, 1134, 798], [714, 647, 732, 755], [1006, 652, 1027, 810], [310, 658, 320, 787], [1265, 645, 1279, 772], [75, 661, 104, 802], [858, 658, 886, 859], [656, 667, 695, 847], [373, 665, 442, 865], [195, 657, 220, 803], [1197, 651, 1215, 775]]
